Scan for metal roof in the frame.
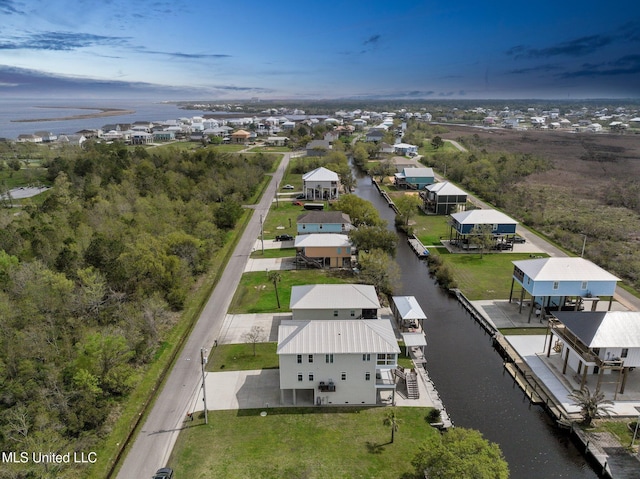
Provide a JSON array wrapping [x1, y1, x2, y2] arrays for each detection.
[[451, 209, 518, 225], [425, 181, 467, 196], [392, 296, 427, 320], [302, 166, 339, 182], [401, 332, 428, 347], [294, 233, 351, 248], [297, 211, 351, 224], [512, 257, 620, 282], [554, 311, 640, 348], [290, 284, 380, 310], [277, 319, 400, 355]]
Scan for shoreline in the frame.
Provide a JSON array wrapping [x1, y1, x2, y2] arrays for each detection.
[[11, 107, 136, 123]]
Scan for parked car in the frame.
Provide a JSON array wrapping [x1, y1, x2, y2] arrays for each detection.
[[295, 193, 306, 199], [152, 468, 174, 479], [275, 234, 294, 242], [282, 184, 295, 189], [509, 235, 526, 244], [492, 242, 513, 251]]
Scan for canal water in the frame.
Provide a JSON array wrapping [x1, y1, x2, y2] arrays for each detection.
[[353, 170, 599, 478]]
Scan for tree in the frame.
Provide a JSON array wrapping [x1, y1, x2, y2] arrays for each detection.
[[267, 270, 281, 309], [357, 248, 400, 295], [394, 194, 422, 233], [242, 326, 265, 357], [333, 195, 384, 227], [469, 224, 494, 258], [383, 409, 402, 444], [431, 136, 444, 150], [412, 427, 509, 479], [349, 225, 397, 256], [568, 386, 614, 426]]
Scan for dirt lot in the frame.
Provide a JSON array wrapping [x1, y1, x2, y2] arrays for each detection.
[[441, 125, 640, 198]]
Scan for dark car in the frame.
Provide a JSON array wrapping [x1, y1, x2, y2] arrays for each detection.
[[492, 242, 513, 251], [275, 234, 294, 242], [152, 468, 173, 479], [295, 193, 306, 199], [509, 235, 526, 244]]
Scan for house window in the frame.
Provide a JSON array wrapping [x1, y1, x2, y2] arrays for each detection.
[[351, 310, 356, 317], [309, 373, 314, 381], [365, 372, 371, 381], [326, 354, 334, 363], [621, 349, 629, 358], [337, 247, 341, 254], [552, 281, 559, 290], [297, 354, 302, 364], [581, 281, 588, 290], [341, 372, 347, 381], [377, 353, 396, 365], [308, 354, 313, 363], [333, 310, 338, 317], [362, 353, 371, 361], [297, 373, 303, 382], [346, 247, 351, 254]]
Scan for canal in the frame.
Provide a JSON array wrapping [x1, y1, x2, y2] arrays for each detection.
[[353, 169, 599, 478]]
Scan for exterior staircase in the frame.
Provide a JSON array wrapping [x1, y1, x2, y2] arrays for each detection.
[[296, 253, 323, 269], [406, 370, 420, 399]]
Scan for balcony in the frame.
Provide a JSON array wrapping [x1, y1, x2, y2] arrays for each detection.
[[318, 381, 336, 392]]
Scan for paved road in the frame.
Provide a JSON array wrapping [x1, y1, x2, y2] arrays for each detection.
[[115, 152, 293, 478]]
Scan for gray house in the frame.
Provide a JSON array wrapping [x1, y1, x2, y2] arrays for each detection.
[[421, 181, 468, 215]]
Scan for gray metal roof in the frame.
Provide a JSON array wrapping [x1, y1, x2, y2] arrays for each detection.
[[297, 211, 351, 224], [451, 209, 517, 225], [392, 296, 427, 320], [302, 166, 339, 182], [425, 181, 467, 196], [277, 319, 400, 354], [290, 284, 380, 310], [294, 233, 351, 248], [513, 257, 620, 282], [554, 311, 640, 348]]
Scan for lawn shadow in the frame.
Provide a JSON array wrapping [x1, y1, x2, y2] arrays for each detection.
[[365, 441, 388, 454]]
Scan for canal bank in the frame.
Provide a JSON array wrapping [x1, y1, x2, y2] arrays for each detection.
[[354, 166, 604, 478]]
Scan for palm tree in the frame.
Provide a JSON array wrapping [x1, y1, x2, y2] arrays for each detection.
[[568, 386, 615, 426], [383, 409, 402, 444], [267, 270, 281, 308]]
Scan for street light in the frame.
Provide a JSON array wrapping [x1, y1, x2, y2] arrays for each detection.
[[201, 347, 208, 425]]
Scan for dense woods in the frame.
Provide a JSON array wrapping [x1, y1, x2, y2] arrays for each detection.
[[0, 143, 275, 478]]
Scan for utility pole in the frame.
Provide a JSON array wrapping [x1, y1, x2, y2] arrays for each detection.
[[275, 181, 279, 208], [201, 347, 208, 425], [581, 234, 587, 258], [260, 214, 264, 254]]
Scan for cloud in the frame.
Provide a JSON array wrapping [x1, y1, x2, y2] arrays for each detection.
[[558, 55, 640, 78], [507, 34, 612, 59], [138, 49, 231, 59], [0, 31, 127, 51], [363, 34, 380, 46], [0, 0, 24, 15], [507, 63, 561, 75]]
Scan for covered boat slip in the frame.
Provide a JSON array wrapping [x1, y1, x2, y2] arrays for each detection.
[[391, 296, 428, 358]]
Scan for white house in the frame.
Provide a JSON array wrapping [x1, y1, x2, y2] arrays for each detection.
[[302, 167, 340, 200], [277, 319, 400, 405], [290, 284, 380, 320]]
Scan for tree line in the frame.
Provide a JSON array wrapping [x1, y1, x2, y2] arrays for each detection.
[[0, 142, 275, 478]]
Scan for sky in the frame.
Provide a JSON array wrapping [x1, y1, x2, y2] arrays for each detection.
[[1, 0, 639, 100]]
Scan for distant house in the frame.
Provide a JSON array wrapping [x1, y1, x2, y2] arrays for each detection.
[[449, 209, 518, 238], [393, 143, 418, 156], [365, 129, 385, 142], [510, 257, 620, 322], [305, 139, 332, 157], [57, 134, 86, 147], [277, 318, 400, 405], [294, 233, 352, 269], [230, 129, 251, 144], [302, 167, 340, 200], [394, 167, 434, 190], [296, 211, 352, 235], [421, 181, 468, 215], [153, 131, 176, 142], [16, 134, 43, 143], [35, 131, 58, 142], [546, 311, 640, 397], [130, 131, 153, 145], [290, 284, 380, 320], [265, 137, 288, 146]]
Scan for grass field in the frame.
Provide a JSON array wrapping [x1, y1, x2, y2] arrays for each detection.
[[228, 269, 355, 314], [170, 406, 438, 479], [250, 247, 296, 258], [207, 343, 279, 371], [442, 252, 547, 300], [262, 201, 304, 239], [412, 213, 451, 246]]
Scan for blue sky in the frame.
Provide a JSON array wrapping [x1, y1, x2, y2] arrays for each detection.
[[1, 0, 639, 99]]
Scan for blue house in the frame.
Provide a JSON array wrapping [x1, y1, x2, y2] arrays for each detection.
[[450, 209, 517, 236], [509, 257, 620, 322], [296, 211, 352, 235], [394, 167, 434, 190]]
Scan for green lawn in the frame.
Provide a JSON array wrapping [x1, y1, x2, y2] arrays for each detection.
[[412, 214, 451, 246], [442, 252, 548, 300], [170, 406, 438, 479], [228, 270, 355, 314], [250, 247, 296, 258], [262, 201, 304, 239], [207, 343, 279, 371]]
